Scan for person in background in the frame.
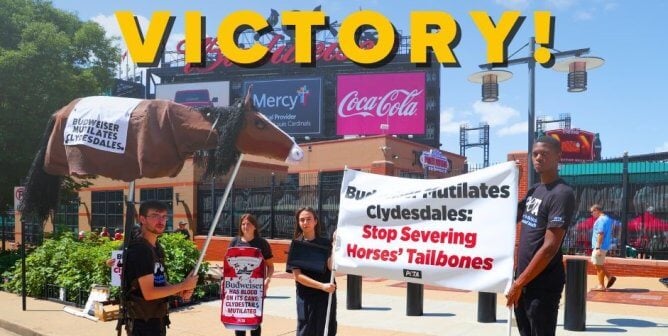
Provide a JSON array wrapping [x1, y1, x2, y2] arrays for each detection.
[[174, 221, 191, 240], [507, 136, 576, 336], [286, 207, 336, 336], [590, 204, 616, 291], [228, 213, 275, 336], [100, 227, 110, 238], [114, 228, 124, 241], [123, 200, 198, 336]]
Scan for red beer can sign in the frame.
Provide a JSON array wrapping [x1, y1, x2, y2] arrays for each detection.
[[221, 247, 265, 330]]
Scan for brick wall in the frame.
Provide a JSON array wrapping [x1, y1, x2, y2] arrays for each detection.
[[195, 237, 667, 278], [564, 255, 668, 278], [195, 236, 292, 263]]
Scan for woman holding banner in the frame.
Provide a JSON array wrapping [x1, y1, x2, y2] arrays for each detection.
[[228, 213, 275, 336], [286, 207, 337, 336]]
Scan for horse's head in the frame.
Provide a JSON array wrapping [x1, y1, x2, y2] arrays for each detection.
[[196, 86, 303, 178], [236, 86, 304, 163]]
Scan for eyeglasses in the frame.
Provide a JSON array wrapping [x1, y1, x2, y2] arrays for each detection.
[[145, 214, 169, 221]]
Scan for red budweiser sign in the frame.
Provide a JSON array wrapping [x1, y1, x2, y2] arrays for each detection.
[[176, 35, 374, 73]]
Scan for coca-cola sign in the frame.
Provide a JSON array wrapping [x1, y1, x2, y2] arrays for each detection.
[[337, 72, 425, 135]]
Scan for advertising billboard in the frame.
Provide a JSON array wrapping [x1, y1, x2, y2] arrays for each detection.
[[243, 78, 322, 136], [546, 128, 596, 162], [337, 72, 426, 135], [155, 81, 230, 108]]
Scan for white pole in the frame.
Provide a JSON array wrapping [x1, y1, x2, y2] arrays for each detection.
[[193, 153, 244, 274], [323, 230, 337, 336], [507, 306, 513, 336]]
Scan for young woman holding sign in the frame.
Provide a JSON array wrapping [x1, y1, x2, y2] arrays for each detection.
[[286, 207, 337, 336], [228, 213, 275, 336]]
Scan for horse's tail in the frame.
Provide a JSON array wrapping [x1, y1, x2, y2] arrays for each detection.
[[19, 115, 63, 224]]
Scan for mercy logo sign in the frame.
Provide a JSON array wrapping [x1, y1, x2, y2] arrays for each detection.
[[253, 85, 311, 111], [244, 78, 322, 135]]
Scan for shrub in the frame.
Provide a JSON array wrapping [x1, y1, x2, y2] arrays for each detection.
[[3, 232, 209, 301]]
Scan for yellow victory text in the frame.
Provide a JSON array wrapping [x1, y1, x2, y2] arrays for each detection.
[[116, 10, 553, 67]]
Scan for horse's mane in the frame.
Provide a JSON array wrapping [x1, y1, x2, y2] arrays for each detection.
[[194, 100, 245, 179], [20, 115, 63, 223]]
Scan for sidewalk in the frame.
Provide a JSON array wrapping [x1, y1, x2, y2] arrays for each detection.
[[1, 266, 667, 335]]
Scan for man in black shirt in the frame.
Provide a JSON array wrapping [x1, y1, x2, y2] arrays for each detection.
[[507, 136, 575, 336], [123, 200, 198, 336]]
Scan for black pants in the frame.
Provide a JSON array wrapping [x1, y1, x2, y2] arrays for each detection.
[[296, 293, 336, 336], [514, 287, 562, 336], [127, 317, 167, 336], [235, 325, 261, 336]]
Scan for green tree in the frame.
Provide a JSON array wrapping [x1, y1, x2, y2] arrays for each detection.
[[0, 0, 119, 212]]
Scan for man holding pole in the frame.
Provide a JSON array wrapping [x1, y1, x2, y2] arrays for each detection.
[[506, 136, 575, 336], [123, 200, 198, 336]]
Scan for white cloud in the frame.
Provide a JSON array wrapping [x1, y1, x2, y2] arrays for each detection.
[[604, 2, 618, 11], [547, 0, 578, 10], [472, 101, 520, 127], [574, 10, 594, 21], [494, 0, 531, 10], [91, 14, 183, 59], [440, 107, 468, 134], [498, 121, 528, 136], [656, 142, 668, 153]]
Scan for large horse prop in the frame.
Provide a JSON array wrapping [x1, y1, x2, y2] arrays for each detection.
[[20, 88, 303, 223]]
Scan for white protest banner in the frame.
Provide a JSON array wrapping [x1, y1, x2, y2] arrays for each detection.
[[110, 250, 123, 287], [334, 161, 518, 293], [63, 96, 141, 153]]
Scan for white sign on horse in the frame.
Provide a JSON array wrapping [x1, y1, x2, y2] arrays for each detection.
[[63, 96, 140, 154]]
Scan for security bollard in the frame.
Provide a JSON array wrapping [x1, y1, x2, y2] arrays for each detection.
[[346, 274, 362, 309], [406, 282, 423, 316], [564, 259, 587, 331], [477, 292, 497, 322]]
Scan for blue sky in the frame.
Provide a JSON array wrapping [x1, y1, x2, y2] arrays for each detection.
[[52, 0, 668, 165]]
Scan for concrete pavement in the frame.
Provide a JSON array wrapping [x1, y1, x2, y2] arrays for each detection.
[[1, 265, 667, 335]]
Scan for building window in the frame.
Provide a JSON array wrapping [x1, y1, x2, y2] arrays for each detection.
[[91, 191, 124, 233], [54, 198, 79, 234], [140, 188, 174, 231], [399, 171, 423, 179]]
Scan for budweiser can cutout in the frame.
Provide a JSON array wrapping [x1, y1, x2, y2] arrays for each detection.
[[221, 247, 266, 330]]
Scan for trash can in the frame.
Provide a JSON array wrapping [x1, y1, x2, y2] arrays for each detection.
[[564, 259, 587, 331]]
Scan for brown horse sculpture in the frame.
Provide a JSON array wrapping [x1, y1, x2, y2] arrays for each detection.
[[21, 87, 303, 222]]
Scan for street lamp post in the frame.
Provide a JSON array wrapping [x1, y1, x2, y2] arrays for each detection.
[[468, 37, 604, 323], [469, 37, 604, 186]]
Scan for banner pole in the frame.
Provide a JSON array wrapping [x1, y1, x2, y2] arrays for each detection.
[[323, 230, 337, 336], [194, 153, 244, 275], [507, 307, 513, 336]]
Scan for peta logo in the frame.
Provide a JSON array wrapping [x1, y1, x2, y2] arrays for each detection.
[[525, 196, 542, 216], [227, 256, 261, 280], [253, 85, 310, 111], [403, 269, 422, 279]]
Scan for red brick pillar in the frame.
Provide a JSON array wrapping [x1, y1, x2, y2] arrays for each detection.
[[370, 160, 395, 176]]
